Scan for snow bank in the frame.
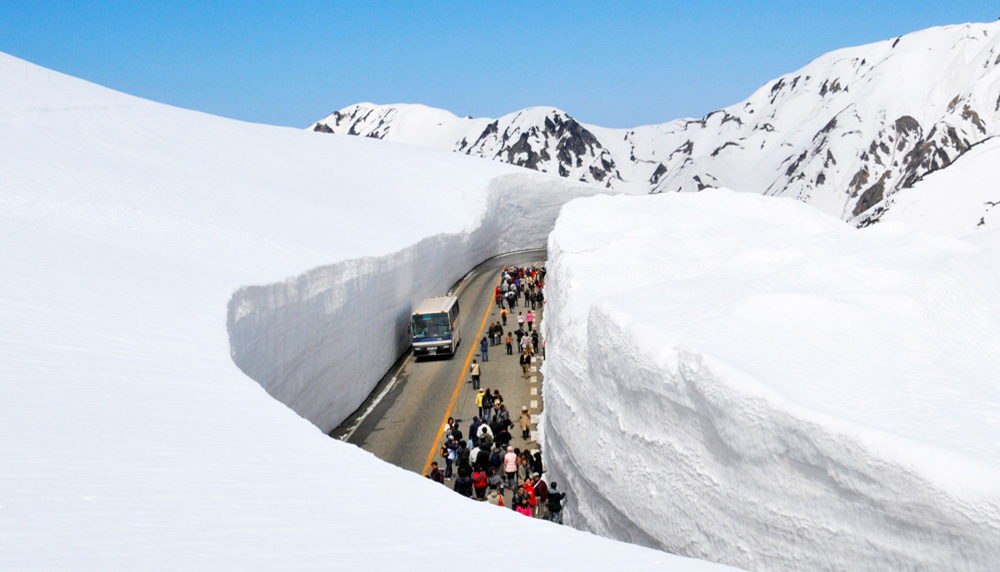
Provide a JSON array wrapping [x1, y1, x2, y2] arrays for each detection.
[[0, 53, 741, 570], [542, 190, 1000, 571]]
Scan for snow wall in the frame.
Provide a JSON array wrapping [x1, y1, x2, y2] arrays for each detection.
[[542, 190, 1000, 571], [228, 173, 596, 433]]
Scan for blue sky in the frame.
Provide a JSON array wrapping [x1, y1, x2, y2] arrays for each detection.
[[2, 2, 998, 128]]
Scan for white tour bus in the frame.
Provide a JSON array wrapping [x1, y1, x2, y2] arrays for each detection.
[[411, 296, 461, 357]]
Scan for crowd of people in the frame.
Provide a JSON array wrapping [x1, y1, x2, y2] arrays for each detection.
[[429, 415, 566, 523], [426, 264, 567, 523]]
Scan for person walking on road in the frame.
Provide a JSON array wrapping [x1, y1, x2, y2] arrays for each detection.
[[520, 405, 531, 440], [428, 461, 444, 484], [533, 473, 548, 518], [547, 482, 566, 524], [501, 308, 508, 326], [520, 351, 531, 379], [505, 332, 513, 355], [445, 437, 458, 479], [517, 312, 525, 332], [526, 310, 534, 331], [476, 389, 487, 419], [469, 416, 482, 443], [470, 359, 481, 389], [504, 445, 518, 489], [480, 337, 489, 362], [482, 388, 493, 423]]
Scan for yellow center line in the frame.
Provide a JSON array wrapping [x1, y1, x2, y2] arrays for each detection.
[[421, 274, 502, 477]]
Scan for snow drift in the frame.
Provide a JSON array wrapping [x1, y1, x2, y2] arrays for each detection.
[[0, 53, 743, 570], [542, 190, 1000, 571]]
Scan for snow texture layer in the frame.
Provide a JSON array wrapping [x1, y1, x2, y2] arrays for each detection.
[[315, 22, 1000, 234], [0, 53, 743, 571], [542, 190, 1000, 571]]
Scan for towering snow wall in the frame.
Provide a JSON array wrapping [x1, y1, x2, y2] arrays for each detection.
[[542, 190, 1000, 571], [228, 173, 597, 433]]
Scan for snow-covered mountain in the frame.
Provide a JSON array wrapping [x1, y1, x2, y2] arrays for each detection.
[[312, 22, 1000, 232], [313, 104, 623, 189]]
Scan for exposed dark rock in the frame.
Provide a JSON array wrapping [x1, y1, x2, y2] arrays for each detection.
[[853, 172, 890, 216], [669, 140, 694, 161], [962, 104, 987, 134], [649, 163, 668, 185], [720, 112, 743, 126], [313, 123, 334, 134], [819, 79, 836, 96], [468, 120, 499, 151], [503, 133, 544, 170], [819, 117, 838, 135], [849, 167, 870, 197], [711, 141, 740, 157], [785, 150, 808, 177], [770, 78, 786, 104], [692, 175, 713, 191]]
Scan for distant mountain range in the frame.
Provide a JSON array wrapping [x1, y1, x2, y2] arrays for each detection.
[[311, 22, 1000, 227]]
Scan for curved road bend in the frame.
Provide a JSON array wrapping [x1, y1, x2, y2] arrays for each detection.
[[331, 249, 547, 476]]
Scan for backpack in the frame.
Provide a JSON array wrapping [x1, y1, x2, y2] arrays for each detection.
[[490, 449, 502, 468], [440, 445, 447, 458]]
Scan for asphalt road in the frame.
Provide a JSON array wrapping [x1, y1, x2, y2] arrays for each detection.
[[331, 249, 547, 476]]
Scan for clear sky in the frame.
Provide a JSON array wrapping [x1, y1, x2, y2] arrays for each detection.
[[2, 2, 998, 128]]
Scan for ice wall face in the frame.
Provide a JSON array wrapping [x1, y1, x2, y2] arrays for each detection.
[[542, 190, 1000, 571], [228, 174, 600, 433]]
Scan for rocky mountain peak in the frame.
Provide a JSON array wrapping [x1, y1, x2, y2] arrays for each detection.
[[310, 22, 1000, 229]]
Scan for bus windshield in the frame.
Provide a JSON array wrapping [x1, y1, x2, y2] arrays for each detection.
[[412, 312, 451, 340]]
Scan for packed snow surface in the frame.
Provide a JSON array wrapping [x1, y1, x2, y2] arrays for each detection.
[[0, 53, 746, 570], [542, 190, 1000, 571]]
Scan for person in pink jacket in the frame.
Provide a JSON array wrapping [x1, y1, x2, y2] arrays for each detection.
[[525, 310, 534, 331], [503, 445, 518, 489]]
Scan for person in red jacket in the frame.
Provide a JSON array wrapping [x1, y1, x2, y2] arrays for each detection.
[[471, 469, 488, 499], [523, 478, 537, 516]]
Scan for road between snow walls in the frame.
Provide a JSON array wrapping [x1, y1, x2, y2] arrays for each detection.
[[226, 173, 602, 434]]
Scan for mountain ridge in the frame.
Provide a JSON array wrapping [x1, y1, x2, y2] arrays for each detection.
[[311, 22, 1000, 230]]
